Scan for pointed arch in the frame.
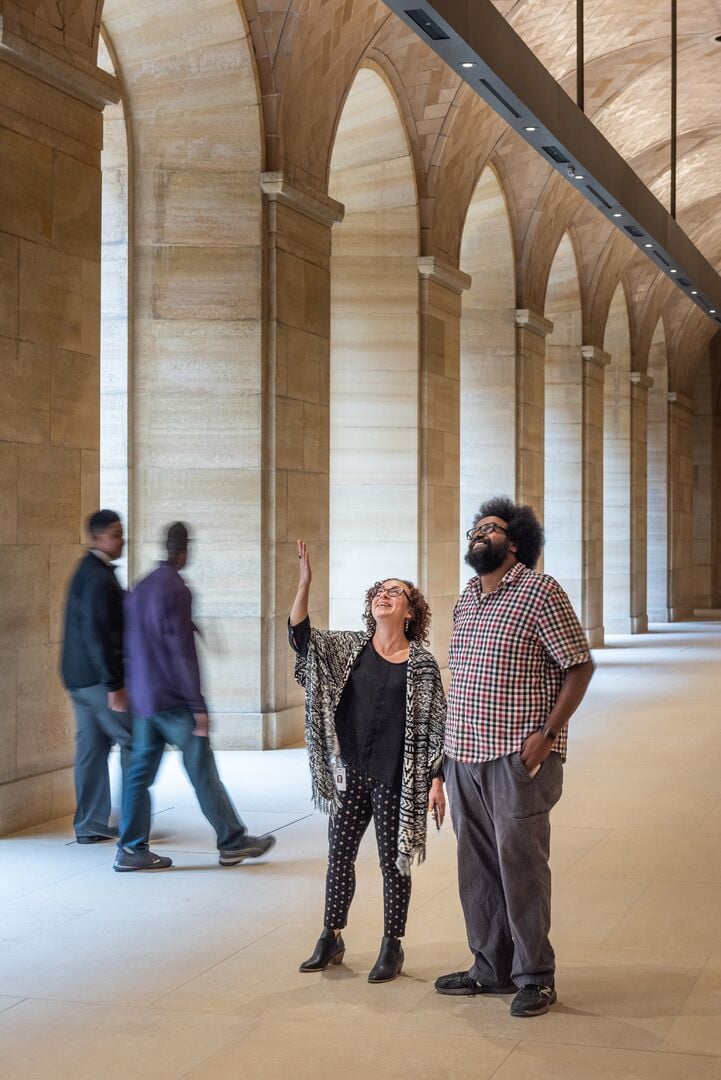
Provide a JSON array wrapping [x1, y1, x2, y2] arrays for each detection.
[[603, 283, 633, 631], [98, 30, 129, 585], [100, 0, 265, 745], [544, 233, 584, 616], [693, 350, 713, 609], [328, 65, 420, 628], [647, 319, 669, 621], [459, 163, 516, 584]]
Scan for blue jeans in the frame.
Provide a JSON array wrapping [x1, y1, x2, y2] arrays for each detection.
[[119, 707, 247, 852]]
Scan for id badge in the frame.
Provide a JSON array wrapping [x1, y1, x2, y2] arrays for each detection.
[[333, 764, 347, 792]]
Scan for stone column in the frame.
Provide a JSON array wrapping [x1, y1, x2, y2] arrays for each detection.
[[514, 309, 553, 515], [260, 173, 344, 747], [667, 391, 696, 621], [712, 414, 721, 607], [581, 346, 611, 648], [0, 25, 119, 833], [417, 257, 471, 667], [629, 372, 653, 633]]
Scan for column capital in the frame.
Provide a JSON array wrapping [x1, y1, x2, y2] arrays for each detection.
[[667, 390, 696, 414], [261, 172, 345, 227], [630, 371, 653, 388], [417, 256, 471, 293], [0, 17, 120, 107], [515, 309, 553, 337], [581, 345, 611, 368]]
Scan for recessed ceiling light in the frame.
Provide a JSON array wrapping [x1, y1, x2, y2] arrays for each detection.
[[711, 309, 717, 314], [612, 212, 622, 218], [644, 243, 653, 248], [670, 269, 678, 274], [575, 174, 585, 180], [524, 126, 537, 132], [460, 61, 476, 68], [691, 290, 698, 295]]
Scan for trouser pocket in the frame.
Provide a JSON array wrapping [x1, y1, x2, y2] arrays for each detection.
[[502, 752, 563, 818]]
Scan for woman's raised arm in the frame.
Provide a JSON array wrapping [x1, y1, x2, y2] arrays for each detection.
[[290, 539, 312, 627]]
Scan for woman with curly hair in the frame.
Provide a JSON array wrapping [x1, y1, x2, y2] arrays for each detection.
[[289, 540, 446, 983]]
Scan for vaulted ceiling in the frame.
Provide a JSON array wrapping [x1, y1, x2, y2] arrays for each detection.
[[11, 0, 720, 387]]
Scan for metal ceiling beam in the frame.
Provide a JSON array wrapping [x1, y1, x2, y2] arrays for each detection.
[[383, 0, 721, 327]]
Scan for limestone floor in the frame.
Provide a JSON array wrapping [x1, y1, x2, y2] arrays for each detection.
[[3, 620, 721, 1078]]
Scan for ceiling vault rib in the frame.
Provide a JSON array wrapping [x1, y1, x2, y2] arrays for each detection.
[[576, 0, 584, 113], [670, 0, 678, 220], [385, 0, 721, 326]]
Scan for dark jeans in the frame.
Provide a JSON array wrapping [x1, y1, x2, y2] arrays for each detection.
[[70, 685, 132, 839], [445, 752, 563, 988], [324, 768, 411, 938], [119, 707, 247, 852]]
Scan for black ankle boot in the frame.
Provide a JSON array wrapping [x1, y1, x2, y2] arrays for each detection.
[[368, 936, 404, 983], [299, 928, 345, 972]]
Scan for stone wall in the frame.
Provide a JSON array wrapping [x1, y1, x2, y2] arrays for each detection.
[[101, 0, 265, 748], [0, 36, 116, 832]]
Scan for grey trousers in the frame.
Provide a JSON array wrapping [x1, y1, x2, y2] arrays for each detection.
[[70, 684, 132, 839], [445, 752, 563, 988]]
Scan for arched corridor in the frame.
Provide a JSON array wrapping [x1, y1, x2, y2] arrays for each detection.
[[2, 0, 721, 1072]]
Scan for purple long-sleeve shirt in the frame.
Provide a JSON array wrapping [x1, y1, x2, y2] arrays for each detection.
[[124, 562, 207, 718]]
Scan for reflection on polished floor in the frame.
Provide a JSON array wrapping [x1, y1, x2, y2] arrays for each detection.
[[3, 620, 721, 1078]]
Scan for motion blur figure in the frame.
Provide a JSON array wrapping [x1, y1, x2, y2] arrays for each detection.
[[114, 521, 275, 872], [61, 510, 132, 844]]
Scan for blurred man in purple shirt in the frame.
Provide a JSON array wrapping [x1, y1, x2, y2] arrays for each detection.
[[114, 522, 275, 872]]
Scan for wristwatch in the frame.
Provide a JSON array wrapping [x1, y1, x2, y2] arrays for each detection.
[[542, 727, 559, 742]]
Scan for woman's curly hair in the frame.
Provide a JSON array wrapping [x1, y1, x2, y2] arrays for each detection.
[[471, 496, 544, 569], [362, 579, 431, 644]]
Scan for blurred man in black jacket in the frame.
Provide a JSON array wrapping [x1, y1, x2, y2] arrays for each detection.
[[61, 510, 132, 843]]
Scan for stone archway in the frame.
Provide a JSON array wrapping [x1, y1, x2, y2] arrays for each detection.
[[101, 0, 265, 745], [647, 319, 669, 622], [544, 234, 584, 617], [458, 165, 516, 586], [603, 284, 632, 632], [327, 65, 420, 628]]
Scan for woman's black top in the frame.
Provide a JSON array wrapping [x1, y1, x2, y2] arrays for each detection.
[[289, 616, 407, 791]]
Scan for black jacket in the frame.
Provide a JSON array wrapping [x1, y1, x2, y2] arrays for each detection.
[[61, 552, 124, 692]]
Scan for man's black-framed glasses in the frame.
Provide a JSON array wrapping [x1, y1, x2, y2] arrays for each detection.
[[466, 522, 509, 542]]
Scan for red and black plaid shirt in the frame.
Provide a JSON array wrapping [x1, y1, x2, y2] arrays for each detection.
[[445, 563, 591, 763]]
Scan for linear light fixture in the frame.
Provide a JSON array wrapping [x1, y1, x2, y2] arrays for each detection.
[[384, 0, 721, 327]]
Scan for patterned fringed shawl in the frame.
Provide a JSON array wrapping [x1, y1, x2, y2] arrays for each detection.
[[294, 627, 446, 875]]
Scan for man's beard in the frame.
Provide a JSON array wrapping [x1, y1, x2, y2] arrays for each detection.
[[465, 539, 509, 576]]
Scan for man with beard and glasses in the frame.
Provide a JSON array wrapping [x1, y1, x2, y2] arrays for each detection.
[[435, 496, 594, 1018]]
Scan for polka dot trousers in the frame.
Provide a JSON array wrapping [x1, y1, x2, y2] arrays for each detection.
[[324, 767, 411, 939]]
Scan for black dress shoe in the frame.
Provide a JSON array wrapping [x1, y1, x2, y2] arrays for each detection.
[[299, 928, 345, 972], [368, 936, 404, 983], [76, 834, 116, 845]]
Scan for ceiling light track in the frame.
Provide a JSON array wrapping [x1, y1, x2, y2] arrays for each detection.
[[384, 0, 721, 328]]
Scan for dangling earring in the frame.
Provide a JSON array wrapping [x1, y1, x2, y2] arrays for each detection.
[[404, 619, 410, 633]]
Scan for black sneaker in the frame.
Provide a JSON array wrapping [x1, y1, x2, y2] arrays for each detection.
[[510, 984, 557, 1017], [114, 848, 173, 872], [219, 834, 276, 865], [435, 971, 516, 996]]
